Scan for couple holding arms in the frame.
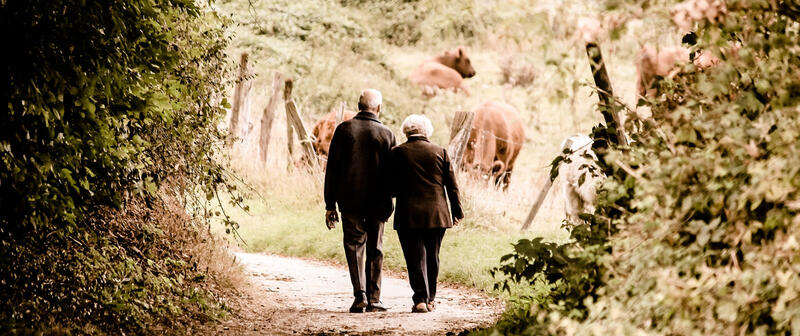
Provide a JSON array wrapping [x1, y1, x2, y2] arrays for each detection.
[[323, 89, 464, 314]]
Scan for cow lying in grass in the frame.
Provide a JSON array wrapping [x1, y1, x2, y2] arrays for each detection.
[[410, 46, 476, 96]]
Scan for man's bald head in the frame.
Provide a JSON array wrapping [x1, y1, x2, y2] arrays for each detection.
[[358, 89, 382, 115]]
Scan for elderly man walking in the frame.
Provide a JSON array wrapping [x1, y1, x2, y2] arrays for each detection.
[[324, 89, 397, 313]]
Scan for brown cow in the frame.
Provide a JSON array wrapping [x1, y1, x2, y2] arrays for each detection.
[[311, 109, 356, 163], [636, 45, 721, 99], [410, 46, 476, 96], [462, 101, 525, 188]]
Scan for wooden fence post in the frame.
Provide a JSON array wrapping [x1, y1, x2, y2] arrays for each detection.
[[447, 111, 475, 171], [585, 42, 627, 146], [259, 72, 284, 165], [335, 102, 345, 126], [227, 52, 252, 147], [520, 176, 554, 231], [283, 78, 319, 170]]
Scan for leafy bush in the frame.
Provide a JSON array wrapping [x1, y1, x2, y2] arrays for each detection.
[[487, 1, 800, 334], [2, 0, 237, 332]]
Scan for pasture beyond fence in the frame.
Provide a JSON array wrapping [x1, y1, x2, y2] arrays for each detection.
[[226, 31, 625, 230], [225, 54, 487, 175]]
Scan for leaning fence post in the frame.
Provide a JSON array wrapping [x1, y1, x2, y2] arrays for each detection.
[[285, 79, 295, 163], [283, 78, 319, 170], [520, 175, 554, 231], [447, 111, 475, 171], [585, 42, 627, 146], [259, 72, 284, 166], [287, 120, 295, 160]]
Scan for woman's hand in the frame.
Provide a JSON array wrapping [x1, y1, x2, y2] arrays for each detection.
[[453, 217, 462, 226]]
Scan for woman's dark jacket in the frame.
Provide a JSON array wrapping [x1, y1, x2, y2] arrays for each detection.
[[389, 135, 464, 230]]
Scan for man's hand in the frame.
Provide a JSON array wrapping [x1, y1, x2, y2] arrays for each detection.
[[325, 210, 339, 230], [453, 217, 462, 226]]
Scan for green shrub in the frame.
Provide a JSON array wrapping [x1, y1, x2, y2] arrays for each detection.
[[2, 0, 236, 332], [488, 1, 800, 334]]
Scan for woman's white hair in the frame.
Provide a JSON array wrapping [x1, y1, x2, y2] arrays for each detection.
[[401, 114, 434, 138]]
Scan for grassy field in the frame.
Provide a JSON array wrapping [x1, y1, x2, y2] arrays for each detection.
[[212, 0, 684, 294]]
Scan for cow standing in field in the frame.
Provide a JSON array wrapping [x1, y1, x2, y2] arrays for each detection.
[[636, 44, 722, 99], [312, 109, 357, 168], [410, 46, 476, 96], [558, 134, 604, 223], [462, 101, 525, 189]]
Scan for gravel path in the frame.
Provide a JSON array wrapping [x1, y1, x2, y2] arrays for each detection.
[[198, 252, 503, 335]]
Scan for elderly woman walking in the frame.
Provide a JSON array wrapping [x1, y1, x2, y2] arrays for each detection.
[[390, 114, 464, 313]]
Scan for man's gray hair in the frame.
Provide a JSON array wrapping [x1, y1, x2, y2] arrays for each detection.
[[401, 114, 434, 137], [358, 89, 382, 111]]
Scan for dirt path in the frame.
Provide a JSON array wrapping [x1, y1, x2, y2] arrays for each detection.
[[199, 252, 503, 335]]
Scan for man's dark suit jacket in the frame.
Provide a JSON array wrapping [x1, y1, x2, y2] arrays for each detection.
[[389, 135, 464, 230], [324, 111, 397, 221]]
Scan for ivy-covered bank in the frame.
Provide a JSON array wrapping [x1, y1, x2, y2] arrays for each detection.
[[488, 1, 800, 334], [2, 1, 239, 333]]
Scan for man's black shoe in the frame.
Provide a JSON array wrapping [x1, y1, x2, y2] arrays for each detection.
[[366, 302, 388, 312], [349, 293, 368, 313]]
